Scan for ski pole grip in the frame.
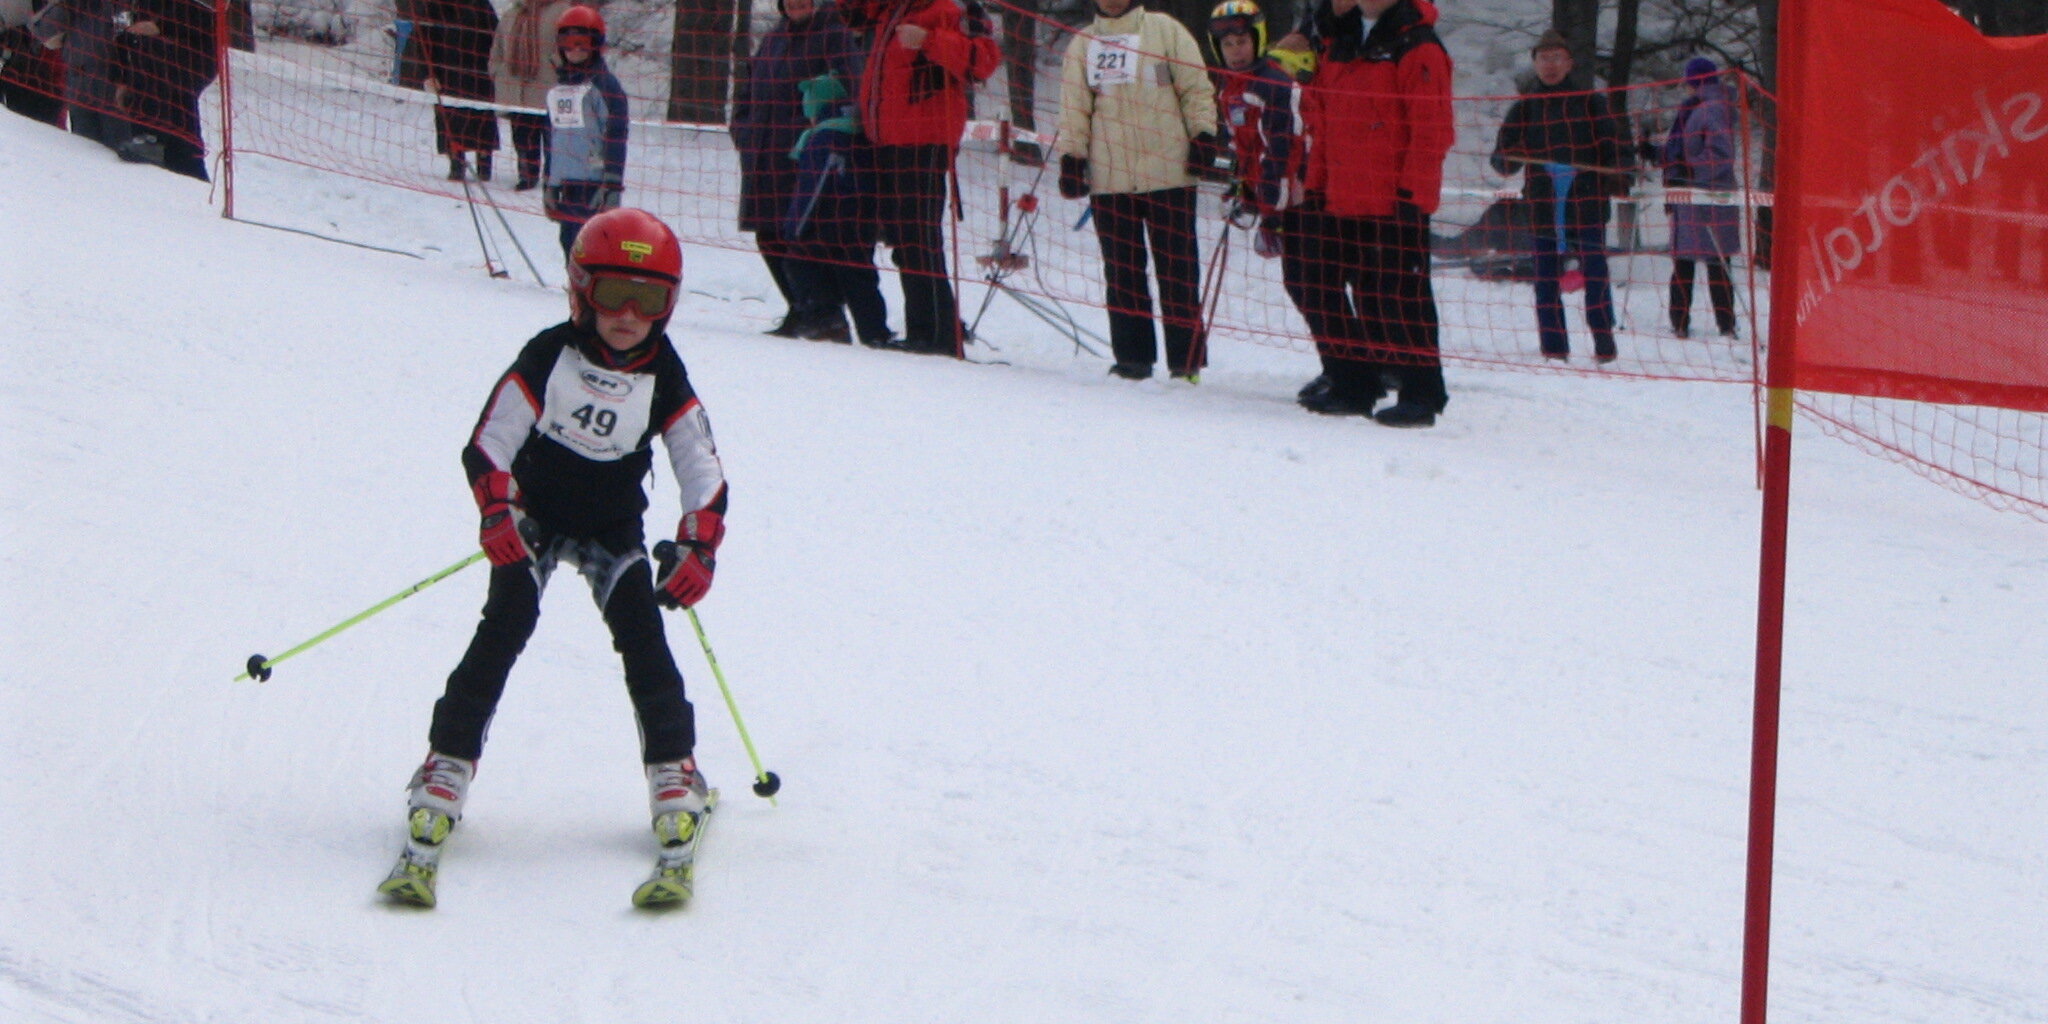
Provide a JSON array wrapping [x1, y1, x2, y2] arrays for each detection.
[[651, 540, 681, 609]]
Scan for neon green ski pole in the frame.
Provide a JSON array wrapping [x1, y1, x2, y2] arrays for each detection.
[[653, 540, 781, 802], [236, 551, 487, 682], [686, 606, 782, 803]]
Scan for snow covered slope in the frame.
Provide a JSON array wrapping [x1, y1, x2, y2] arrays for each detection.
[[2, 113, 2043, 1024]]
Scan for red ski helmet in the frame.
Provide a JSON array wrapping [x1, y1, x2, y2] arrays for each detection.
[[569, 208, 684, 321], [556, 5, 607, 48]]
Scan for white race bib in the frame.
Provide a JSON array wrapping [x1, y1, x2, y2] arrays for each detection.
[[537, 347, 654, 462], [547, 83, 591, 129], [1085, 34, 1142, 89]]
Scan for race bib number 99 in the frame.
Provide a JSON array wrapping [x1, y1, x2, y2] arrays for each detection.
[[1086, 35, 1142, 89], [547, 83, 591, 129]]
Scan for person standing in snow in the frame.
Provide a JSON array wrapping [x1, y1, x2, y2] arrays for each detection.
[[30, 0, 133, 150], [415, 0, 500, 180], [386, 207, 725, 902], [2, 0, 68, 128], [1489, 29, 1634, 363], [731, 0, 868, 341], [1206, 0, 1323, 399], [489, 0, 572, 190], [778, 65, 895, 346], [542, 4, 628, 257], [108, 0, 215, 179], [1656, 56, 1740, 339], [843, 0, 1000, 356], [1054, 0, 1220, 381], [1291, 0, 1454, 426]]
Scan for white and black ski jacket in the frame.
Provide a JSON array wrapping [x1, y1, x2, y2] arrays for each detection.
[[463, 323, 726, 537]]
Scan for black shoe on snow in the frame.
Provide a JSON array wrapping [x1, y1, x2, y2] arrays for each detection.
[[872, 334, 953, 356], [1296, 373, 1333, 404], [1301, 385, 1381, 416], [1109, 362, 1153, 380], [799, 318, 852, 344], [1373, 402, 1438, 428]]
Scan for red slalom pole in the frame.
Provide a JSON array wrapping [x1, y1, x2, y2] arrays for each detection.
[[1741, 0, 1816, 1017]]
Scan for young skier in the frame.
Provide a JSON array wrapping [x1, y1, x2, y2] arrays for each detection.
[[1206, 1, 1322, 399], [381, 207, 729, 908], [542, 4, 629, 257]]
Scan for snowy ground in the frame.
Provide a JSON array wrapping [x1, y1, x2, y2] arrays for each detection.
[[3, 112, 2044, 1024]]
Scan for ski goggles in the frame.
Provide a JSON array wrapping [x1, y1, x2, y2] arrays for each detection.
[[587, 275, 674, 318]]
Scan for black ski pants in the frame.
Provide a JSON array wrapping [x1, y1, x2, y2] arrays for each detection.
[[869, 143, 959, 349], [1289, 208, 1448, 411], [506, 112, 548, 184], [1089, 186, 1204, 374], [430, 522, 696, 765], [1670, 257, 1736, 335]]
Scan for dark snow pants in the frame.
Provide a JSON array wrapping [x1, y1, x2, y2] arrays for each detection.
[[1289, 209, 1448, 411], [429, 521, 696, 765], [1089, 186, 1204, 375]]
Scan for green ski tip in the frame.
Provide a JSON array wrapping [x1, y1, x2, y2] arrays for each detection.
[[379, 861, 438, 908], [632, 871, 694, 909]]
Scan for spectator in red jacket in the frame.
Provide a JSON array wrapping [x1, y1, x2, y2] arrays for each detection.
[[1295, 0, 1452, 426], [846, 0, 998, 355]]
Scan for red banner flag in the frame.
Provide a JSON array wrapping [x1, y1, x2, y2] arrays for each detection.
[[1780, 0, 2048, 412]]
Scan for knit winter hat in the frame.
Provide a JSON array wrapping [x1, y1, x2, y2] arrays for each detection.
[[1531, 29, 1570, 56], [1684, 57, 1718, 83]]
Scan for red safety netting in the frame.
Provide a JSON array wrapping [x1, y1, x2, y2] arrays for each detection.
[[208, 0, 1772, 380], [6, 0, 2042, 518], [2, 0, 228, 179]]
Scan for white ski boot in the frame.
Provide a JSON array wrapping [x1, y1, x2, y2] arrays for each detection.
[[634, 757, 716, 908], [378, 752, 475, 907]]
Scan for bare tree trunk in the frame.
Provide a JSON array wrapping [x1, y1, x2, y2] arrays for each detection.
[[1000, 0, 1039, 130], [1752, 0, 1778, 268], [1551, 0, 1599, 77], [1609, 0, 1640, 99], [667, 0, 740, 125]]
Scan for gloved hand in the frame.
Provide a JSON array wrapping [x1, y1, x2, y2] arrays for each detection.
[[596, 180, 624, 212], [472, 471, 530, 566], [1394, 189, 1427, 229], [1058, 154, 1089, 200], [1254, 225, 1282, 259], [1185, 131, 1229, 181], [655, 509, 724, 608]]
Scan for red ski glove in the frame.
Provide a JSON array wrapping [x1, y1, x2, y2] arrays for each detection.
[[656, 510, 723, 608], [472, 471, 530, 566]]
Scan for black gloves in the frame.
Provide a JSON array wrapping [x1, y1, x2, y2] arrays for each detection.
[[1059, 154, 1090, 200], [1186, 131, 1229, 182], [1394, 189, 1426, 229]]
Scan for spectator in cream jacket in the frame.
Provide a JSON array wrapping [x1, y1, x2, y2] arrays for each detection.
[[1056, 0, 1221, 380]]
